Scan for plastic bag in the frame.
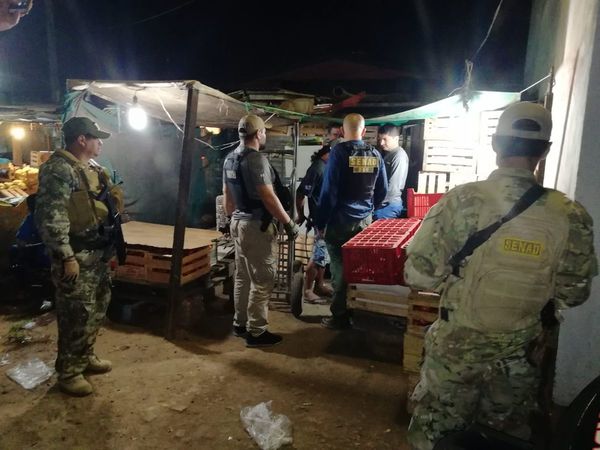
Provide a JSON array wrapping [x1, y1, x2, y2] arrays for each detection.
[[240, 401, 293, 450], [6, 357, 54, 389]]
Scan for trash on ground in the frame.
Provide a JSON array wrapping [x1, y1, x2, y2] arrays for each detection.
[[6, 357, 54, 389], [22, 321, 36, 330], [39, 300, 53, 312], [240, 401, 293, 450], [0, 353, 9, 366]]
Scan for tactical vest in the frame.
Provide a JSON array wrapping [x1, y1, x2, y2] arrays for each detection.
[[442, 187, 569, 333], [339, 142, 380, 203], [223, 149, 263, 213], [55, 152, 119, 234], [223, 148, 291, 213]]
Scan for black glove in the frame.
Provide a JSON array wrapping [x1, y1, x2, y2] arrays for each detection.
[[283, 220, 299, 241]]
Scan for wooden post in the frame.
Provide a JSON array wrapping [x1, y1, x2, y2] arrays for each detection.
[[165, 84, 199, 339], [12, 137, 23, 166]]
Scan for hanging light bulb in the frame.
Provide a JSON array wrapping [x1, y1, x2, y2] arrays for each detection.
[[128, 94, 148, 131], [205, 127, 221, 135], [10, 126, 26, 140]]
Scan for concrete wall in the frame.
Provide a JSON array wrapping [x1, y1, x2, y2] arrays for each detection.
[[526, 0, 600, 405]]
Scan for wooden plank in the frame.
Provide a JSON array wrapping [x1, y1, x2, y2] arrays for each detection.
[[409, 308, 438, 323], [405, 373, 421, 414], [404, 332, 424, 351], [408, 291, 440, 304], [122, 221, 220, 251], [403, 354, 423, 373], [348, 298, 408, 317], [406, 324, 428, 337], [349, 289, 408, 305]]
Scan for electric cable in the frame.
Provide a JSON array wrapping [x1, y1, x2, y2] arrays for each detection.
[[128, 1, 197, 27]]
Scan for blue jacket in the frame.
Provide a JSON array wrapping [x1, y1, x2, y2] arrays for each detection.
[[315, 140, 387, 228]]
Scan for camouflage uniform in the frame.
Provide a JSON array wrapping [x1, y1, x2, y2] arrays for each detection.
[[35, 150, 121, 380], [404, 167, 598, 450]]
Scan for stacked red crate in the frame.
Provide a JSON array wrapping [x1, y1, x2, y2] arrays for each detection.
[[342, 218, 421, 285], [406, 188, 444, 218]]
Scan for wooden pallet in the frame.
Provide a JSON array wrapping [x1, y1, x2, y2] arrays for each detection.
[[423, 116, 480, 143], [403, 291, 440, 373], [347, 284, 410, 317], [423, 141, 476, 174], [417, 171, 475, 194], [406, 372, 421, 415], [114, 246, 211, 286]]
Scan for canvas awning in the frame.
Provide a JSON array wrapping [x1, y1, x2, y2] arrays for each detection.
[[365, 90, 521, 125], [0, 104, 61, 123], [66, 80, 299, 129]]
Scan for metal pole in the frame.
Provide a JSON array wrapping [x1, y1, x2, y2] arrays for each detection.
[[286, 122, 300, 301], [165, 84, 199, 339]]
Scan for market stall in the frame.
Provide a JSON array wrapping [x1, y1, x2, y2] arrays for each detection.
[[0, 104, 61, 270], [64, 80, 301, 338]]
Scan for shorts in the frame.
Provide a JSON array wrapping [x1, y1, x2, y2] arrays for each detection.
[[311, 236, 330, 267]]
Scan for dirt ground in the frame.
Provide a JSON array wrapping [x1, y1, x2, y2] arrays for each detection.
[[0, 294, 412, 450]]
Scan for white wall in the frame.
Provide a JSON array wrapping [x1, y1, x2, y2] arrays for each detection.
[[543, 0, 599, 197], [540, 0, 600, 405]]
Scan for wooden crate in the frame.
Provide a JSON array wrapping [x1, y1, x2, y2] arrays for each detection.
[[417, 171, 475, 194], [114, 246, 211, 286], [423, 116, 480, 143], [407, 291, 440, 335], [403, 331, 425, 373], [404, 331, 425, 355], [292, 234, 314, 266], [423, 141, 476, 173], [403, 353, 424, 374], [406, 373, 421, 415], [347, 284, 410, 317], [30, 151, 52, 167]]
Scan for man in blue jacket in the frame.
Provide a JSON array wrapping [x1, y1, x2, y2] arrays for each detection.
[[315, 113, 387, 329]]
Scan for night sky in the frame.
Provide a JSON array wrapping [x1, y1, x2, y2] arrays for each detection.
[[0, 0, 532, 104]]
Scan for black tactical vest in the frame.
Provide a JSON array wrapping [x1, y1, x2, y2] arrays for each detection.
[[223, 148, 263, 213], [339, 142, 380, 202]]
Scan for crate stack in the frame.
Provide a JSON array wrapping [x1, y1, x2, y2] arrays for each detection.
[[342, 218, 421, 286], [114, 246, 211, 286]]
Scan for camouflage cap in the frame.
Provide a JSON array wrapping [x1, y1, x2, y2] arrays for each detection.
[[62, 117, 111, 139], [495, 102, 552, 141], [238, 114, 266, 136]]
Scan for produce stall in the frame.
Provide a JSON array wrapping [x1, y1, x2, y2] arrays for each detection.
[[0, 105, 60, 270]]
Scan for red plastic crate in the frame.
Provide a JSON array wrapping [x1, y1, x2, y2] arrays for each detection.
[[342, 219, 422, 285], [407, 189, 444, 218], [365, 218, 422, 235]]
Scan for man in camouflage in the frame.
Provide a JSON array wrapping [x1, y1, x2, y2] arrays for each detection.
[[35, 117, 123, 396], [404, 102, 598, 449]]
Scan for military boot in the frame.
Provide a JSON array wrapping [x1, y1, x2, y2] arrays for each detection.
[[85, 355, 112, 374], [59, 375, 93, 397]]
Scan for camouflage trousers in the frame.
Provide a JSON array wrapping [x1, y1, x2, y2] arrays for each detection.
[[51, 249, 111, 380], [407, 320, 540, 450]]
